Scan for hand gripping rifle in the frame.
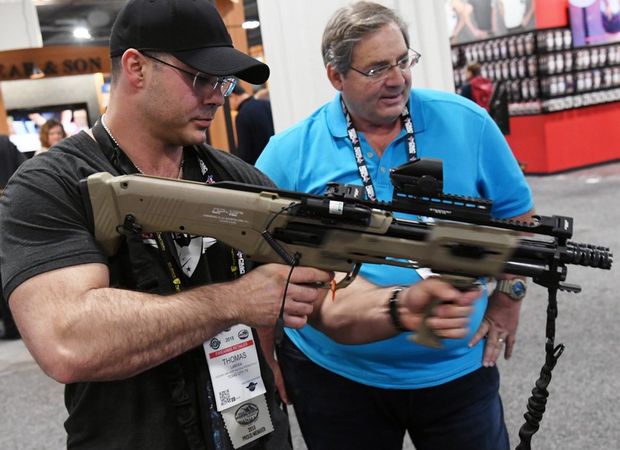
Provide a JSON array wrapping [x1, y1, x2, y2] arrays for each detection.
[[81, 158, 611, 449]]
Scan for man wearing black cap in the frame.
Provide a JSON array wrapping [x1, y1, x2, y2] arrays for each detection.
[[0, 1, 332, 449]]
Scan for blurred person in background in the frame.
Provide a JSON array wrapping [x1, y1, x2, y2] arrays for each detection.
[[36, 119, 67, 155], [459, 62, 494, 111], [229, 84, 275, 165]]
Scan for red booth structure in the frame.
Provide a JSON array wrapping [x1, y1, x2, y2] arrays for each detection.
[[506, 0, 620, 174], [506, 101, 620, 174]]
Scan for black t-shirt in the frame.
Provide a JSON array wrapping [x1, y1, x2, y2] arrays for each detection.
[[0, 131, 290, 450]]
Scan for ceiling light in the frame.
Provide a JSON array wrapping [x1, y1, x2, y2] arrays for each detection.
[[73, 27, 91, 40], [242, 20, 260, 30]]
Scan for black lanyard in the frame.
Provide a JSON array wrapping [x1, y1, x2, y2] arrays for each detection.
[[341, 97, 417, 202]]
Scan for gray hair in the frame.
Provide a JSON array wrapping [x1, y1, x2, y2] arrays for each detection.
[[321, 1, 409, 74]]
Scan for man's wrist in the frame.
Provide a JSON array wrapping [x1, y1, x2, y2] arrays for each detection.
[[387, 287, 411, 332]]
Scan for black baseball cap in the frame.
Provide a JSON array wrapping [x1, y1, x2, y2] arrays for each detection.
[[110, 0, 269, 84]]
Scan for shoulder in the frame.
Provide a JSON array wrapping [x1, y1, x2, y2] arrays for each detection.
[[4, 132, 116, 209], [257, 102, 330, 169], [53, 131, 108, 164], [23, 132, 114, 178], [1, 133, 110, 235]]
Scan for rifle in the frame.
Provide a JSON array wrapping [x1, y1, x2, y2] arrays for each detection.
[[81, 158, 611, 449]]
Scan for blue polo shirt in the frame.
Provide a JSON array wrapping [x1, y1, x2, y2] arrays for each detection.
[[256, 89, 533, 389]]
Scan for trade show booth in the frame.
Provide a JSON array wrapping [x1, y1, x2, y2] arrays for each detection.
[[450, 0, 620, 173]]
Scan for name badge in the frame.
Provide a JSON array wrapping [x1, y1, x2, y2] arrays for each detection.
[[205, 324, 267, 411], [204, 324, 274, 448]]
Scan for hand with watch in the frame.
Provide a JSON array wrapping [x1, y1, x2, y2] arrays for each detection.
[[469, 276, 529, 367]]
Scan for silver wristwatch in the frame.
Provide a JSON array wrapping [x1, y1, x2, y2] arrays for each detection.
[[496, 278, 527, 301]]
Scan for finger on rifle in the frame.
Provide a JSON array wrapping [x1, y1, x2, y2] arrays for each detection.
[[289, 266, 334, 286], [429, 303, 474, 320], [286, 282, 325, 306], [283, 294, 314, 317], [283, 312, 309, 329], [431, 319, 471, 340], [402, 278, 480, 313], [426, 315, 469, 331]]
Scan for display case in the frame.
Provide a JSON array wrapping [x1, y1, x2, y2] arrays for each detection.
[[451, 26, 620, 116]]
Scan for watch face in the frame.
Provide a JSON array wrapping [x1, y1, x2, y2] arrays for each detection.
[[512, 280, 527, 299]]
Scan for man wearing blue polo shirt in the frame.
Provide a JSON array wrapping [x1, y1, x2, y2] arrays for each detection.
[[256, 2, 534, 450]]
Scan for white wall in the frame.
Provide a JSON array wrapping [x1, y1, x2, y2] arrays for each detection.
[[257, 0, 454, 132], [2, 74, 101, 120], [0, 0, 42, 51]]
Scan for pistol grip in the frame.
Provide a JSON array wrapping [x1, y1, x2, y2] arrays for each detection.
[[408, 298, 444, 348], [408, 275, 480, 349]]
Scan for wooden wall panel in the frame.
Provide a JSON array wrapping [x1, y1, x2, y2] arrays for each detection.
[[212, 0, 249, 152], [0, 46, 110, 82]]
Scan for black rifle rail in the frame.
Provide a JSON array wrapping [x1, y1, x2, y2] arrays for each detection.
[[391, 190, 571, 238], [210, 181, 573, 240]]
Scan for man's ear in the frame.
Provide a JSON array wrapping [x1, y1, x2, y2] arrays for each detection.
[[326, 63, 345, 91], [121, 49, 147, 87]]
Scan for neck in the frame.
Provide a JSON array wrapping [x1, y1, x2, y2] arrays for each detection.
[[101, 112, 184, 178], [344, 102, 402, 136], [354, 118, 401, 135], [350, 115, 402, 157]]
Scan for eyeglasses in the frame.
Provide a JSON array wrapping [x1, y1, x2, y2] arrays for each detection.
[[349, 49, 421, 81], [142, 53, 238, 97]]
